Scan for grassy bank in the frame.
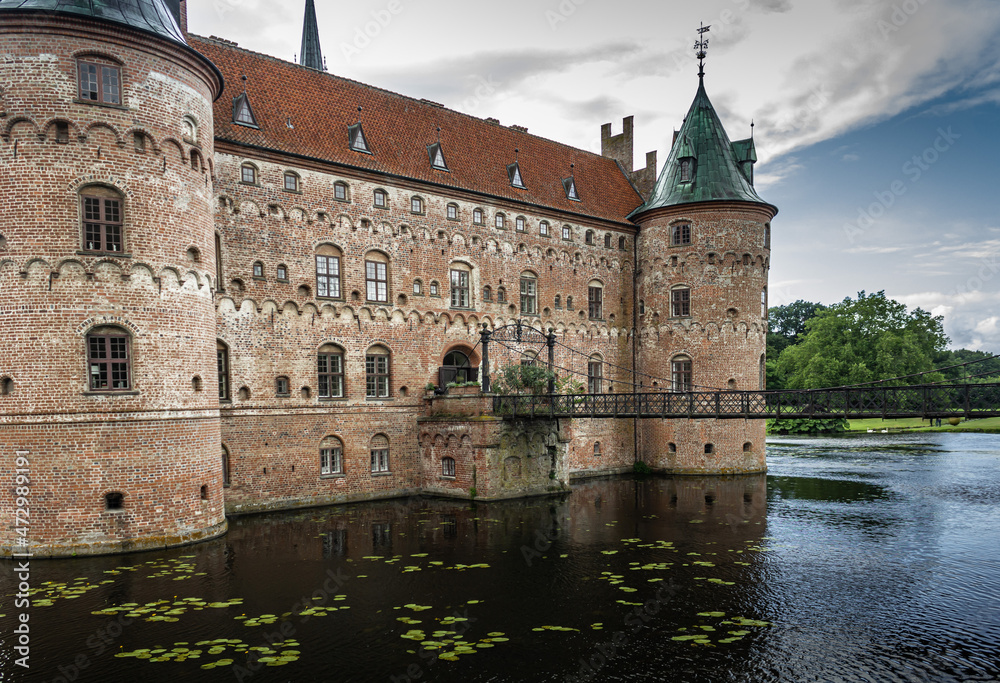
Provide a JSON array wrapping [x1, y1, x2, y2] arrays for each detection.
[[846, 416, 1000, 434]]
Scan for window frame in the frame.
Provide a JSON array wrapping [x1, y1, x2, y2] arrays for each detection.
[[316, 249, 342, 299], [671, 224, 691, 246], [587, 357, 603, 394], [671, 356, 692, 392], [588, 284, 603, 320], [276, 264, 288, 281], [283, 171, 300, 192], [497, 286, 507, 304], [446, 203, 459, 221], [77, 60, 121, 106], [442, 457, 456, 478], [275, 376, 290, 396], [321, 438, 344, 476], [473, 208, 484, 225], [495, 213, 505, 230], [516, 216, 526, 232], [373, 189, 388, 209], [366, 347, 391, 398], [86, 329, 131, 392], [80, 189, 124, 254], [540, 221, 550, 237], [365, 255, 389, 303], [252, 261, 264, 279], [562, 225, 572, 241], [585, 230, 594, 245], [450, 267, 470, 308], [371, 447, 390, 473], [671, 287, 691, 317], [519, 274, 537, 315], [217, 341, 230, 400], [333, 182, 349, 202], [318, 345, 345, 399], [240, 164, 257, 185], [410, 196, 424, 214]]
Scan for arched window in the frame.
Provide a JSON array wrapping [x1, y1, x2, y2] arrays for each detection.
[[370, 434, 390, 473], [240, 163, 258, 185], [373, 188, 388, 208], [318, 343, 344, 398], [442, 456, 456, 477], [521, 350, 538, 368], [252, 261, 264, 278], [671, 355, 692, 392], [217, 340, 230, 400], [443, 350, 473, 384], [284, 171, 300, 192], [365, 251, 389, 303], [316, 244, 342, 299], [429, 280, 439, 296], [483, 285, 492, 301], [334, 181, 349, 202], [450, 262, 471, 308], [671, 286, 691, 317], [276, 264, 288, 281], [587, 354, 603, 394], [366, 345, 391, 398], [87, 326, 131, 391], [554, 294, 562, 309], [0, 376, 13, 396], [585, 229, 594, 245], [588, 280, 603, 320], [604, 233, 612, 249], [104, 491, 124, 510], [81, 186, 124, 253], [221, 445, 230, 487], [321, 436, 344, 475], [566, 295, 573, 310], [413, 279, 423, 295], [520, 272, 537, 315], [671, 223, 691, 246], [497, 286, 507, 303], [411, 196, 424, 214]]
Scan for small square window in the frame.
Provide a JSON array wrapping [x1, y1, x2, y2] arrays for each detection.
[[284, 172, 299, 192], [78, 61, 121, 105], [252, 262, 264, 278], [374, 190, 387, 208], [672, 224, 691, 246], [241, 165, 256, 184]]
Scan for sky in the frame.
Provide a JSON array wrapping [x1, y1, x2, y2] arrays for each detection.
[[190, 0, 1000, 352]]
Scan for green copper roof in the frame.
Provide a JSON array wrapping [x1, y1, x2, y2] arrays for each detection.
[[0, 0, 186, 45], [299, 0, 324, 71], [629, 79, 775, 219]]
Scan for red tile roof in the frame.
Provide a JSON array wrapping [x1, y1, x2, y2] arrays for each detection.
[[190, 35, 644, 225]]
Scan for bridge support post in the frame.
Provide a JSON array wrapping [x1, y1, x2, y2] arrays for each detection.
[[546, 329, 556, 395], [480, 324, 491, 394]]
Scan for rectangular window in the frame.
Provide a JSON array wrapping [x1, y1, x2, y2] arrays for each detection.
[[284, 173, 299, 192], [497, 288, 506, 303], [588, 286, 603, 320], [671, 288, 691, 317], [366, 260, 388, 302], [411, 197, 422, 213], [473, 209, 483, 224], [442, 458, 456, 477], [370, 449, 389, 473], [366, 354, 390, 398], [217, 347, 229, 399], [588, 361, 603, 394], [316, 255, 341, 298], [374, 191, 386, 208], [88, 335, 130, 391], [447, 204, 458, 220], [672, 360, 692, 392], [82, 195, 122, 252], [276, 377, 289, 395], [495, 214, 505, 229], [318, 352, 344, 398], [78, 62, 121, 105], [516, 217, 525, 232], [450, 269, 469, 308], [540, 222, 549, 236], [334, 183, 347, 201], [241, 166, 256, 184], [321, 447, 343, 475], [520, 278, 536, 315], [671, 224, 691, 246], [562, 226, 571, 240]]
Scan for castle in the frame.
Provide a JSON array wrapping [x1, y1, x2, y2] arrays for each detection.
[[0, 0, 775, 557]]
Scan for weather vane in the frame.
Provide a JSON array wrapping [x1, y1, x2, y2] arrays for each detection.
[[694, 22, 711, 79]]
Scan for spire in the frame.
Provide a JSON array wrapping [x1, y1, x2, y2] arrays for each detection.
[[300, 0, 325, 71], [629, 78, 775, 219]]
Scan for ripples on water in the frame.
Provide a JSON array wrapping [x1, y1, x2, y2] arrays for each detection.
[[1, 433, 998, 682]]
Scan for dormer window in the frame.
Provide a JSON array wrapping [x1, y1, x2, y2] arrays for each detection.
[[507, 162, 526, 189], [679, 158, 695, 183], [428, 142, 448, 171], [349, 123, 371, 154], [233, 93, 258, 128], [563, 177, 580, 201]]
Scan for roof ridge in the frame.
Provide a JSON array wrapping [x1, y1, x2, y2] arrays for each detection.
[[189, 33, 625, 168]]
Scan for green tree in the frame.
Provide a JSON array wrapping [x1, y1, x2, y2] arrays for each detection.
[[767, 300, 827, 356], [935, 348, 1000, 384], [775, 291, 949, 389]]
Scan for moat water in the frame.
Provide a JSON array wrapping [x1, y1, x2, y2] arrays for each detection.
[[2, 433, 1000, 682]]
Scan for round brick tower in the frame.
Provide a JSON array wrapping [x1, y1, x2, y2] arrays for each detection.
[[632, 76, 776, 474], [0, 0, 227, 556]]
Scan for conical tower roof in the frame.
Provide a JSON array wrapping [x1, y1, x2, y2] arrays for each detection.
[[0, 0, 186, 45], [630, 79, 775, 219], [299, 0, 324, 71]]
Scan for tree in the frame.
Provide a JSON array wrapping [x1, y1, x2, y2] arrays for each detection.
[[775, 291, 949, 389], [767, 300, 827, 356], [935, 348, 1000, 384]]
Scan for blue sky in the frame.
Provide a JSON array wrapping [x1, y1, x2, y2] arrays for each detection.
[[190, 0, 1000, 351]]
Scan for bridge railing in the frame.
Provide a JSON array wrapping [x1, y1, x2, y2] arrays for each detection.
[[489, 383, 1000, 419]]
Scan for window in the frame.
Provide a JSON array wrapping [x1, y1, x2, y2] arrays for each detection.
[[704, 443, 714, 455], [671, 356, 692, 392], [413, 279, 423, 295], [81, 188, 123, 253], [373, 189, 387, 208], [671, 287, 691, 317], [217, 341, 230, 400], [428, 142, 448, 171], [252, 261, 264, 278], [133, 132, 145, 152], [447, 203, 459, 220], [588, 282, 603, 320], [442, 457, 456, 478], [316, 245, 342, 299], [321, 436, 344, 475], [429, 281, 439, 296], [760, 354, 766, 390], [671, 224, 691, 246], [555, 295, 561, 309], [411, 196, 423, 214], [497, 286, 506, 303], [0, 377, 13, 396], [277, 264, 288, 281], [78, 61, 121, 105], [540, 221, 550, 237], [566, 295, 573, 310], [349, 122, 370, 153], [370, 435, 390, 473], [761, 288, 768, 319], [516, 216, 526, 232], [593, 442, 601, 457], [483, 285, 492, 301], [276, 376, 290, 396], [365, 252, 389, 303], [284, 171, 300, 192], [222, 446, 230, 487], [215, 233, 224, 290], [588, 355, 603, 394], [241, 164, 257, 184], [87, 327, 131, 391], [585, 230, 594, 245], [639, 300, 645, 316], [562, 225, 572, 240], [104, 492, 124, 510], [765, 223, 771, 249], [508, 161, 525, 188], [366, 346, 390, 398], [495, 213, 505, 230], [318, 344, 344, 398], [450, 264, 470, 308], [233, 93, 258, 127], [334, 182, 349, 202], [54, 121, 70, 143], [520, 273, 537, 315], [473, 208, 484, 225], [604, 233, 612, 249], [619, 236, 626, 250], [564, 176, 579, 201]]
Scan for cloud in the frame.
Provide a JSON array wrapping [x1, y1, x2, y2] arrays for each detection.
[[841, 152, 860, 161], [894, 291, 1000, 352]]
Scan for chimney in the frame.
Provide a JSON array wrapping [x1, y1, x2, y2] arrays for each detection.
[[180, 0, 188, 34]]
